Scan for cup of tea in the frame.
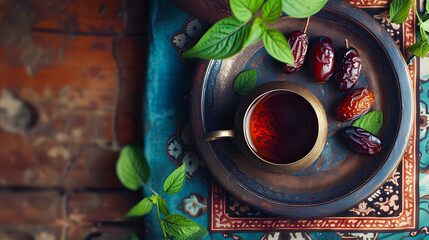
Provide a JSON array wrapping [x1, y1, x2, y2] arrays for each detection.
[[205, 81, 328, 173]]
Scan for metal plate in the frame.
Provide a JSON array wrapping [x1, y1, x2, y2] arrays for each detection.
[[191, 0, 413, 218]]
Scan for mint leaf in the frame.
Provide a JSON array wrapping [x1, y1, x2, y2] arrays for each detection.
[[421, 25, 428, 41], [263, 28, 294, 64], [234, 69, 257, 95], [149, 195, 159, 204], [116, 145, 150, 190], [407, 39, 429, 57], [282, 0, 327, 18], [159, 198, 170, 216], [389, 0, 412, 23], [426, 0, 429, 12], [230, 0, 264, 22], [244, 17, 266, 47], [416, 31, 422, 42], [352, 111, 383, 135], [164, 214, 209, 240], [262, 0, 282, 23], [422, 13, 429, 22], [182, 17, 250, 60], [128, 233, 139, 240], [163, 163, 186, 195], [421, 19, 429, 32], [124, 197, 153, 217]]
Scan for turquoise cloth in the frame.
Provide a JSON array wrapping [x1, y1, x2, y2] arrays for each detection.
[[144, 0, 429, 239]]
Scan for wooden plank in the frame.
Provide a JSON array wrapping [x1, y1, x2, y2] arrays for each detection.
[[0, 226, 63, 240], [0, 191, 64, 225], [0, 33, 145, 188], [0, 0, 125, 34], [0, 0, 149, 34], [67, 192, 142, 223], [67, 226, 145, 240], [112, 36, 145, 143]]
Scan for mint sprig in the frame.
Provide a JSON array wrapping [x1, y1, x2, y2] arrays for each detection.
[[183, 0, 326, 64], [116, 146, 207, 240], [389, 0, 429, 57]]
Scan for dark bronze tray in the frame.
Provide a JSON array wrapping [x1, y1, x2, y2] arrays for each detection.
[[191, 0, 413, 218]]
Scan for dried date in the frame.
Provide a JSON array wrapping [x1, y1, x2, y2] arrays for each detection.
[[309, 37, 335, 83], [336, 87, 375, 122], [341, 126, 381, 155], [336, 47, 362, 92], [281, 31, 308, 74]]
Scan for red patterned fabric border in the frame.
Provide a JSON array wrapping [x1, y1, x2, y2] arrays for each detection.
[[346, 0, 390, 8]]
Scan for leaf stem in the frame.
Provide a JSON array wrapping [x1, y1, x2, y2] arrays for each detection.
[[143, 181, 159, 196], [303, 17, 310, 33], [411, 0, 423, 24], [157, 204, 167, 238]]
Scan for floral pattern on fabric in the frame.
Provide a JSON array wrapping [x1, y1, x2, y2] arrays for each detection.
[[166, 123, 206, 179], [177, 193, 207, 218], [171, 18, 209, 61]]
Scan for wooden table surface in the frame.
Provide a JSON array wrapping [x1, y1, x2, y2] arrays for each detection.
[[0, 0, 148, 239]]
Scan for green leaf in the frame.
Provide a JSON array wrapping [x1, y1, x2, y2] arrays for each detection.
[[182, 17, 250, 60], [164, 214, 209, 240], [230, 0, 264, 22], [389, 0, 412, 23], [416, 31, 422, 42], [124, 197, 153, 217], [149, 195, 159, 204], [407, 39, 429, 57], [352, 111, 383, 135], [422, 19, 429, 32], [163, 163, 186, 195], [244, 17, 266, 47], [234, 69, 257, 95], [159, 198, 170, 216], [281, 0, 327, 18], [422, 13, 429, 22], [116, 145, 150, 191], [421, 25, 428, 41], [262, 0, 282, 23], [262, 28, 294, 64], [426, 0, 429, 12], [128, 233, 139, 240]]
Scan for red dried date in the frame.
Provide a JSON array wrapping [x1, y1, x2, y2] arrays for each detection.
[[281, 31, 308, 74], [336, 47, 362, 91], [341, 126, 381, 155], [309, 37, 335, 83], [336, 87, 375, 122]]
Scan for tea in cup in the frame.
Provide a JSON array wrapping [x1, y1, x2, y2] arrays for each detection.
[[205, 81, 327, 173]]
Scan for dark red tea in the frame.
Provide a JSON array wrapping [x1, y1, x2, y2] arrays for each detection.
[[244, 91, 319, 164]]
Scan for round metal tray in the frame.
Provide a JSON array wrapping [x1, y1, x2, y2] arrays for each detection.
[[191, 0, 413, 217]]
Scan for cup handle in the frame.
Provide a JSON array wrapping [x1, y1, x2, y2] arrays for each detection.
[[205, 130, 235, 141]]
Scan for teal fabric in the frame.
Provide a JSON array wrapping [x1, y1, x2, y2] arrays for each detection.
[[143, 1, 194, 238], [144, 0, 429, 239]]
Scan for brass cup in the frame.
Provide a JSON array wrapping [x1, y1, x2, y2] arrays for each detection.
[[205, 81, 328, 173]]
